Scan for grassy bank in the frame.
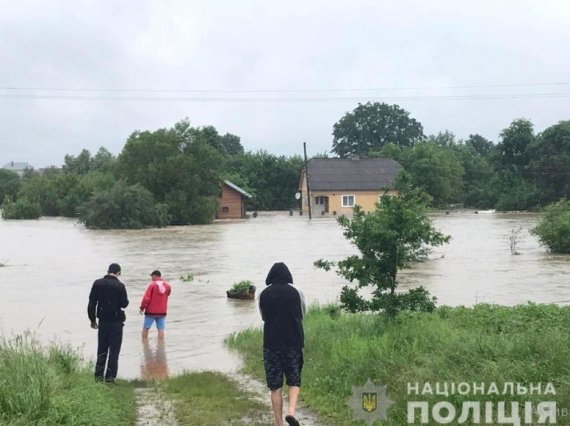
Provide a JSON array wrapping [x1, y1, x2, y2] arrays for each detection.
[[0, 332, 272, 425], [227, 304, 570, 425], [162, 371, 268, 425], [0, 333, 136, 425]]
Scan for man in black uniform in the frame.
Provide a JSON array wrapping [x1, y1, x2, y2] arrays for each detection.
[[259, 262, 306, 426], [88, 263, 129, 382]]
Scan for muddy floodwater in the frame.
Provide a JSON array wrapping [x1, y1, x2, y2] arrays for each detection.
[[1, 210, 569, 379]]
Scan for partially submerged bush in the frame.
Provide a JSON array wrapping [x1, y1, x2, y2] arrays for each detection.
[[1, 196, 42, 219], [531, 199, 570, 253]]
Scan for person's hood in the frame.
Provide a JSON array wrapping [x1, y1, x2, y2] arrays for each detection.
[[265, 262, 293, 286]]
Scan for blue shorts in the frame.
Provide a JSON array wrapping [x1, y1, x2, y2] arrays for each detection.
[[143, 316, 166, 330]]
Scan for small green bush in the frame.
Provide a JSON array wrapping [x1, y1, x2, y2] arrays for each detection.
[[531, 199, 570, 253], [230, 280, 253, 293]]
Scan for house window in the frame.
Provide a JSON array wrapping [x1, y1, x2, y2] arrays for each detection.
[[342, 195, 355, 207], [222, 207, 229, 213], [314, 196, 326, 205]]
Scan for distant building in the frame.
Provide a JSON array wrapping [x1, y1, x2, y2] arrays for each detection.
[[216, 180, 251, 219], [298, 158, 402, 216], [2, 161, 31, 177]]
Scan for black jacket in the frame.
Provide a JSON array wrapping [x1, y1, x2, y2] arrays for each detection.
[[259, 263, 306, 350], [88, 275, 129, 323]]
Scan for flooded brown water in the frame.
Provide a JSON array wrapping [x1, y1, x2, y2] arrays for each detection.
[[1, 210, 569, 379]]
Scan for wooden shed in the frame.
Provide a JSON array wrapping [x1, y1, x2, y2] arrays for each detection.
[[216, 180, 251, 219]]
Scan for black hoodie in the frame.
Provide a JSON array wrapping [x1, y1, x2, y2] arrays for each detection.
[[259, 263, 306, 350]]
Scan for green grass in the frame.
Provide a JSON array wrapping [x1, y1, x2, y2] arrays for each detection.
[[227, 303, 570, 425], [161, 371, 269, 425], [0, 332, 136, 425]]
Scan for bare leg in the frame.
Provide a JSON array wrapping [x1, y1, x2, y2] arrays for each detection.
[[270, 388, 284, 426], [287, 386, 300, 417], [158, 329, 165, 339], [142, 328, 149, 339]]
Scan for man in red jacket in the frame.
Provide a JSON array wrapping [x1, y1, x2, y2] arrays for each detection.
[[140, 270, 172, 339]]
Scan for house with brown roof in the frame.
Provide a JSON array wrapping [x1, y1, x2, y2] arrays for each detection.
[[216, 180, 251, 219], [298, 158, 402, 216]]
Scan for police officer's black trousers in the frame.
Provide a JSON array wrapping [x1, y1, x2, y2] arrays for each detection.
[[95, 320, 123, 381]]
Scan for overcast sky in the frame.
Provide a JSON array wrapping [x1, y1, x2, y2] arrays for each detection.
[[1, 0, 569, 168]]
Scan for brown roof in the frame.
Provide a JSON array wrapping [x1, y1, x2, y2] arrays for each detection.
[[307, 158, 402, 191]]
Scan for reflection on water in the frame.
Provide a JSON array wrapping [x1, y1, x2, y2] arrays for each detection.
[[1, 211, 570, 379], [141, 339, 169, 380]]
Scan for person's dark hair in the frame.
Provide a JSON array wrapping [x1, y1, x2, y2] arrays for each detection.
[[151, 270, 161, 277], [108, 263, 121, 274], [265, 262, 293, 286]]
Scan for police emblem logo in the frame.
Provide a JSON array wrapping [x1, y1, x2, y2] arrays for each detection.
[[348, 379, 394, 425], [362, 392, 377, 413]]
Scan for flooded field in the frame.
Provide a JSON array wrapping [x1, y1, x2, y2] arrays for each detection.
[[1, 210, 569, 379]]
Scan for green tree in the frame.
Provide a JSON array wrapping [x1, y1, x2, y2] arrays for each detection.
[[495, 118, 535, 169], [228, 151, 303, 210], [1, 196, 42, 219], [465, 133, 493, 157], [79, 182, 169, 229], [531, 199, 570, 253], [117, 119, 225, 224], [400, 142, 465, 207], [64, 149, 93, 175], [91, 147, 116, 173], [220, 133, 244, 156], [0, 169, 21, 202], [332, 102, 424, 158], [526, 120, 570, 203], [315, 175, 449, 316]]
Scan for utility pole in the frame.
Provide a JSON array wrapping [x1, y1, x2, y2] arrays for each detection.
[[303, 141, 312, 219]]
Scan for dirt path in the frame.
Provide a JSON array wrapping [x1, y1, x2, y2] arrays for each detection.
[[233, 372, 329, 426], [134, 386, 179, 426], [133, 373, 326, 425]]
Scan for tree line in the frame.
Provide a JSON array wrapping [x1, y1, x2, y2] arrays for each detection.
[[332, 102, 570, 211], [0, 119, 303, 228], [1, 103, 569, 228]]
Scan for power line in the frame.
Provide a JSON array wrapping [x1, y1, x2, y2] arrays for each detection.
[[0, 92, 569, 102], [2, 81, 570, 93]]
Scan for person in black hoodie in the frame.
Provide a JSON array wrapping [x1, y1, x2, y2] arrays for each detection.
[[259, 262, 306, 426], [87, 263, 129, 382]]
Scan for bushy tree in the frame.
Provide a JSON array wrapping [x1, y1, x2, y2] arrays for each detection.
[[315, 175, 449, 316], [227, 151, 303, 210], [531, 199, 570, 253], [0, 169, 21, 202], [332, 102, 424, 158], [117, 119, 225, 224], [79, 182, 169, 229], [1, 196, 42, 219], [526, 120, 570, 203], [400, 141, 465, 207]]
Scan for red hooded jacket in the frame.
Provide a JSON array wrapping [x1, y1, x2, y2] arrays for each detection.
[[140, 279, 172, 316]]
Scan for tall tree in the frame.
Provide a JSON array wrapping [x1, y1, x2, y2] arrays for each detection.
[[0, 169, 21, 203], [465, 133, 493, 157], [495, 118, 535, 169], [526, 120, 570, 202], [63, 149, 93, 175], [400, 142, 465, 207], [332, 102, 424, 158]]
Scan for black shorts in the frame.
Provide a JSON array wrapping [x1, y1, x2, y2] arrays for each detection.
[[263, 348, 304, 391]]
